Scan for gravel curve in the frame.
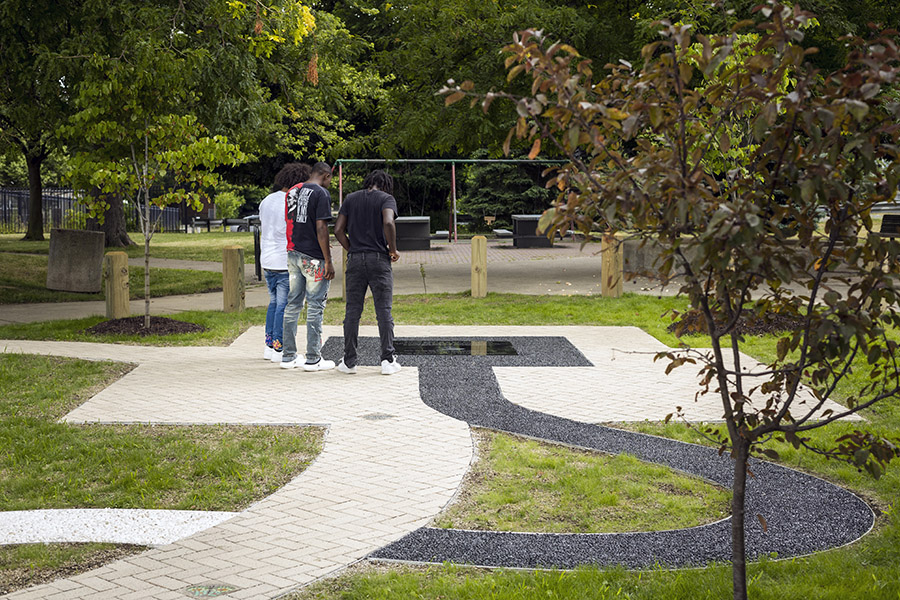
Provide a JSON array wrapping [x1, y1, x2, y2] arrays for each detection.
[[321, 336, 874, 569]]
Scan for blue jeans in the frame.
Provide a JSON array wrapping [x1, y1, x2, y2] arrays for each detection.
[[264, 269, 289, 350], [343, 251, 395, 366], [283, 251, 330, 363]]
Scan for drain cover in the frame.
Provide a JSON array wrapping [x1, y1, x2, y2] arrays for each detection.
[[361, 413, 395, 421], [184, 582, 239, 597]]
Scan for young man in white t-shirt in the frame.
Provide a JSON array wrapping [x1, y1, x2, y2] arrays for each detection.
[[259, 163, 310, 362]]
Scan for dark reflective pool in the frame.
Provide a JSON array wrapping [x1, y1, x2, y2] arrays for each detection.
[[393, 340, 518, 356]]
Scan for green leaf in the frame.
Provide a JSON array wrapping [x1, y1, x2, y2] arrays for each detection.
[[845, 100, 870, 121]]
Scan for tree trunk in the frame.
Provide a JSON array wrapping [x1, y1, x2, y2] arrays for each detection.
[[144, 188, 151, 330], [22, 152, 45, 241], [731, 437, 750, 600], [93, 193, 135, 247]]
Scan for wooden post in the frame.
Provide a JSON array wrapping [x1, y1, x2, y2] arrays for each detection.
[[601, 232, 623, 298], [223, 245, 245, 312], [471, 235, 487, 298], [104, 252, 130, 319]]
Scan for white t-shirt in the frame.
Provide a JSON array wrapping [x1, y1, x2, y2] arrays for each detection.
[[258, 190, 288, 270]]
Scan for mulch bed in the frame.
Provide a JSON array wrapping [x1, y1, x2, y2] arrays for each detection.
[[667, 309, 806, 337], [84, 316, 207, 337]]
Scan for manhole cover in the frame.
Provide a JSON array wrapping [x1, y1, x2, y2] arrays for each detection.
[[361, 413, 395, 421], [184, 582, 239, 597]]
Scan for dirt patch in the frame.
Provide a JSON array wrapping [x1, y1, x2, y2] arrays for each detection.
[[668, 309, 806, 337], [83, 316, 207, 337]]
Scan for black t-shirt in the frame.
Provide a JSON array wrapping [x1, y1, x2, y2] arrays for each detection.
[[285, 182, 332, 259], [339, 189, 399, 254]]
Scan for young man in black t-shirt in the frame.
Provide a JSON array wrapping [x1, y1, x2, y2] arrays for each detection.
[[333, 169, 401, 375], [280, 162, 336, 371]]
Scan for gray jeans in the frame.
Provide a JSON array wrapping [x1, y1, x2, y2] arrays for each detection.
[[282, 251, 330, 363], [343, 252, 395, 366]]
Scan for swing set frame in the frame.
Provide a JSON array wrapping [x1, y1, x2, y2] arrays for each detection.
[[334, 158, 567, 242]]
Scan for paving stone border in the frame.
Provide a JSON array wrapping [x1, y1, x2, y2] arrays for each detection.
[[321, 337, 876, 569]]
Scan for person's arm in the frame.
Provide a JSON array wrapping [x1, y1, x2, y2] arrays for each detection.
[[334, 213, 350, 252], [316, 219, 335, 279], [382, 208, 399, 262]]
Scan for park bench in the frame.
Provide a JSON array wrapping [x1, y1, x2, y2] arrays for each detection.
[[492, 228, 513, 238], [190, 217, 223, 232], [191, 217, 258, 232]]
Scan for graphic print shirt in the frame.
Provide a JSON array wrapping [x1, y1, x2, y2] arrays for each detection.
[[285, 182, 332, 260]]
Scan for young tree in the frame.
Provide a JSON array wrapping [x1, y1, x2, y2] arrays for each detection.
[[54, 0, 324, 247], [61, 1, 306, 327], [445, 3, 900, 598]]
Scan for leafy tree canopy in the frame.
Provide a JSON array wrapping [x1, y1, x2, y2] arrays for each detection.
[[326, 0, 639, 157]]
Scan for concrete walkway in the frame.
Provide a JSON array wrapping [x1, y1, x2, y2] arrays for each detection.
[[0, 325, 861, 599]]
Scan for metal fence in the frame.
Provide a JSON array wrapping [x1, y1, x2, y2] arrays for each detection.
[[0, 188, 186, 234]]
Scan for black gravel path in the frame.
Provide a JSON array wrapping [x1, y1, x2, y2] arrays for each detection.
[[321, 336, 874, 570]]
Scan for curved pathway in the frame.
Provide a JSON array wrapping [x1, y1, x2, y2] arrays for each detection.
[[0, 326, 870, 598], [1, 328, 473, 600]]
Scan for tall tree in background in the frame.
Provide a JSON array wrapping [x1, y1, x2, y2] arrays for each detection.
[[458, 150, 557, 229], [445, 2, 900, 598], [326, 0, 638, 157], [0, 0, 82, 241]]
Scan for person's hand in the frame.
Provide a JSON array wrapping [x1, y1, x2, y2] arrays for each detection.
[[389, 249, 400, 262], [324, 259, 335, 280]]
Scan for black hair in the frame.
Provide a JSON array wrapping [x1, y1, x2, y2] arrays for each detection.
[[274, 163, 310, 190], [363, 169, 393, 195], [311, 162, 332, 177]]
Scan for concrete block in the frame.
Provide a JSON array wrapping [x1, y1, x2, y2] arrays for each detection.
[[46, 229, 105, 293]]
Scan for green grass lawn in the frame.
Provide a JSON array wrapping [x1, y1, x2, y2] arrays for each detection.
[[0, 292, 689, 345], [0, 253, 224, 304], [0, 352, 324, 593], [434, 430, 730, 533], [0, 231, 257, 263], [1, 293, 898, 599]]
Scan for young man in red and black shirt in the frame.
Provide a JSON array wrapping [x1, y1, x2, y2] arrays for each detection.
[[280, 162, 336, 371]]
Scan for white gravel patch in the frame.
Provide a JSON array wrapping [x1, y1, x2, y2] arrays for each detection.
[[0, 509, 239, 546]]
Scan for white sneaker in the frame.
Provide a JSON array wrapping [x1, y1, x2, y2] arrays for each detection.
[[303, 359, 336, 372], [381, 359, 401, 375], [270, 350, 282, 364], [263, 346, 273, 360], [280, 358, 298, 369], [336, 360, 357, 374]]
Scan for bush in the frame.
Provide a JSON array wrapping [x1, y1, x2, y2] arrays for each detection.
[[214, 190, 243, 220]]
